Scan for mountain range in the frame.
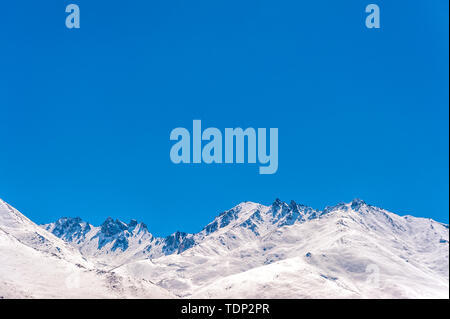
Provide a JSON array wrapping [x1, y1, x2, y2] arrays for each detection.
[[0, 197, 448, 298]]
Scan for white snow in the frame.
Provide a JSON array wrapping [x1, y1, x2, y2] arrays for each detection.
[[0, 199, 174, 299]]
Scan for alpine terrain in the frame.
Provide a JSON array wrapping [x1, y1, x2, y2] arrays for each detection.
[[0, 197, 448, 298]]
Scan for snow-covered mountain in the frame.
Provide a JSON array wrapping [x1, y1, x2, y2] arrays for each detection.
[[41, 199, 321, 268], [0, 199, 174, 298], [43, 216, 195, 268], [114, 199, 449, 298], [0, 197, 448, 298]]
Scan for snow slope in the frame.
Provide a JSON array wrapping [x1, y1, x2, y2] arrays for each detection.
[[115, 199, 449, 298], [0, 199, 174, 298]]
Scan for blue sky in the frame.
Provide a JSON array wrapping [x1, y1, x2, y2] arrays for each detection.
[[0, 0, 448, 236]]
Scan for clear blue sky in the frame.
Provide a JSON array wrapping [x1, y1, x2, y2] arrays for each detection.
[[0, 0, 448, 236]]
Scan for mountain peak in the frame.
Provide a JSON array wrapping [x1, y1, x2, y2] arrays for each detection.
[[320, 199, 368, 215], [128, 219, 138, 227], [45, 217, 91, 243], [272, 198, 286, 207], [127, 219, 149, 232], [100, 217, 128, 237], [350, 198, 367, 210], [163, 231, 193, 255]]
